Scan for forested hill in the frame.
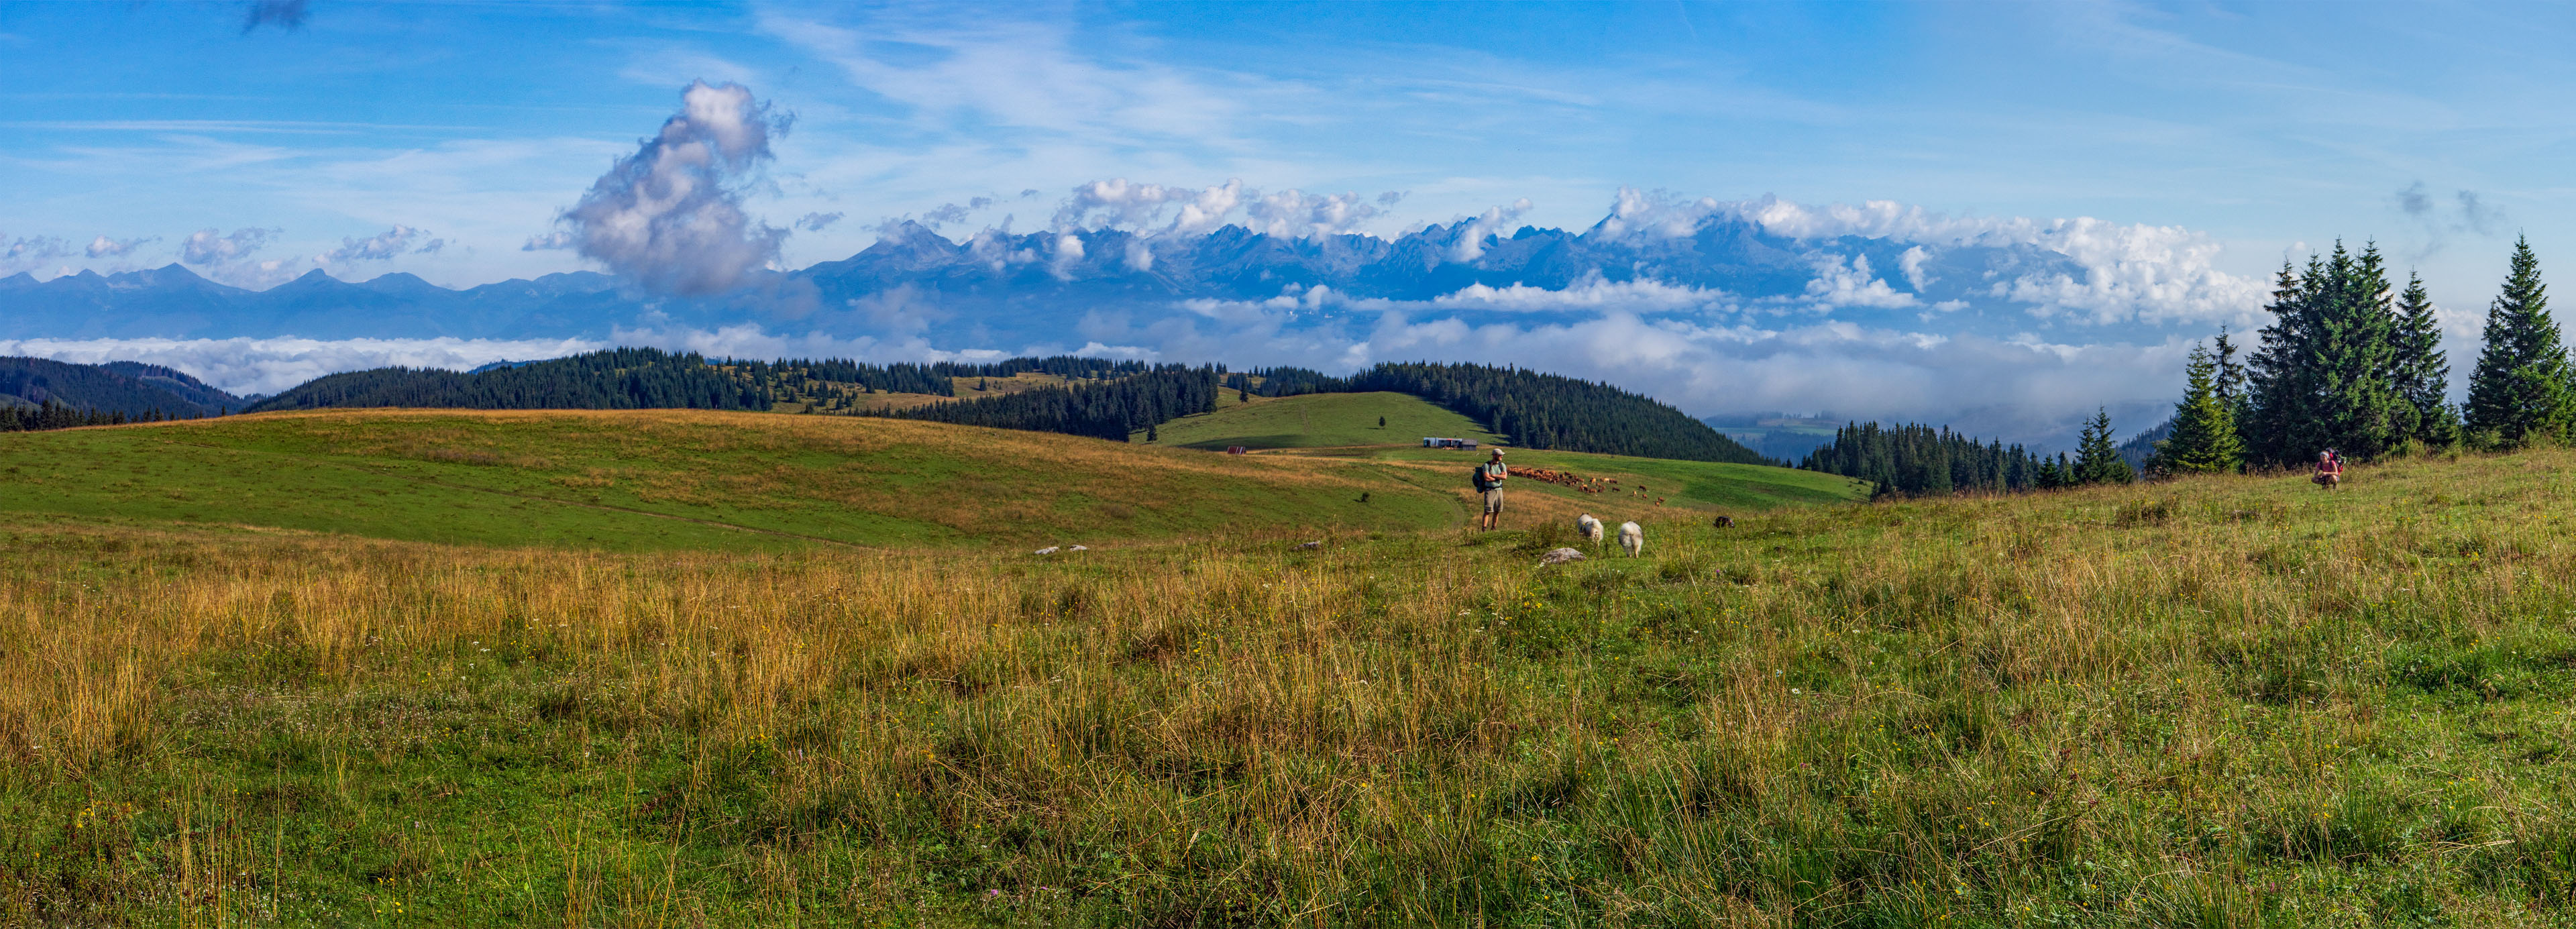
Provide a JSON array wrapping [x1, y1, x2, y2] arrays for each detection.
[[876, 366, 1222, 441], [0, 356, 248, 417], [248, 349, 1153, 413], [1238, 363, 1771, 464], [234, 349, 1762, 463]]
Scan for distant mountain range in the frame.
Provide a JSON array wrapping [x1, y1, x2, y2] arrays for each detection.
[[0, 211, 2093, 346], [0, 356, 252, 417]]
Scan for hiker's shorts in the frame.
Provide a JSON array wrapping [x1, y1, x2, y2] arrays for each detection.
[[1483, 488, 1505, 514]]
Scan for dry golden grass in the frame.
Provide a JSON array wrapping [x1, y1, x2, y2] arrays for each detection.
[[5, 445, 2576, 925]]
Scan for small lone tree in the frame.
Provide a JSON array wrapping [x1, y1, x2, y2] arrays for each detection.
[[2149, 343, 2243, 475], [2074, 408, 2134, 485], [1378, 415, 1387, 428]]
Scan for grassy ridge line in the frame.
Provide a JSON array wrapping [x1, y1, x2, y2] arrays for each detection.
[[8, 450, 2576, 923], [0, 409, 1470, 549]]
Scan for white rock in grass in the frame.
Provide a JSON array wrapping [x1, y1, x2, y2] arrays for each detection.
[[1034, 546, 1061, 555]]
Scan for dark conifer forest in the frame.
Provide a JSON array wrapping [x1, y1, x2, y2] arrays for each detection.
[[871, 366, 1223, 441], [1242, 363, 1770, 463]]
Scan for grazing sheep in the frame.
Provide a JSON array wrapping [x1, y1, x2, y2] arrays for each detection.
[[1617, 521, 1644, 557], [1034, 546, 1061, 555], [1540, 547, 1586, 565], [1576, 513, 1605, 543]]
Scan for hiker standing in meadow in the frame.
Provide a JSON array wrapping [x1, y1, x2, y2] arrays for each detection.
[[1474, 448, 1509, 531]]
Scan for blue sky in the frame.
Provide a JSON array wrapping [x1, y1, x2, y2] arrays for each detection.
[[6, 1, 2576, 435], [8, 1, 2570, 291]]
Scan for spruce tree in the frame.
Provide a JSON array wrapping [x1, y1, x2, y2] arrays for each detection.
[[2464, 235, 2571, 447], [2150, 343, 2243, 475], [2310, 243, 2404, 459], [2245, 258, 2322, 466], [2073, 408, 2134, 484], [2390, 271, 2457, 447]]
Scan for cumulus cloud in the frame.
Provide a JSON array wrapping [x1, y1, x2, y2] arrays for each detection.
[[1802, 254, 1919, 310], [0, 335, 604, 396], [315, 225, 438, 265], [180, 227, 279, 266], [1450, 199, 1532, 261], [1244, 189, 1391, 238], [86, 235, 156, 259], [794, 211, 843, 232], [1047, 178, 1403, 239], [545, 80, 791, 295]]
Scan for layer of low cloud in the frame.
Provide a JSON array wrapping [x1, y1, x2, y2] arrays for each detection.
[[544, 80, 790, 295], [0, 335, 606, 396]]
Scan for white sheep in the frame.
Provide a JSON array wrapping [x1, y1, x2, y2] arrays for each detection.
[[1034, 546, 1060, 555], [1575, 513, 1605, 544], [1617, 521, 1644, 557]]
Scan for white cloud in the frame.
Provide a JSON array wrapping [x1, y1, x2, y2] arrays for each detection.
[[1801, 254, 1919, 309], [1243, 188, 1391, 237], [1593, 188, 2265, 326], [1431, 274, 1719, 313], [85, 235, 155, 259], [316, 225, 437, 265], [760, 11, 1251, 149], [0, 336, 606, 396], [1, 233, 75, 273], [1898, 245, 1933, 290], [180, 227, 279, 266], [1450, 198, 1532, 261], [547, 80, 790, 295]]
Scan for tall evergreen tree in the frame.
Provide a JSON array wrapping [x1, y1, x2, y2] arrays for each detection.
[[2310, 243, 2404, 459], [2464, 236, 2571, 447], [2243, 243, 2408, 462], [2245, 258, 2322, 466], [2390, 271, 2458, 447], [2149, 343, 2243, 475]]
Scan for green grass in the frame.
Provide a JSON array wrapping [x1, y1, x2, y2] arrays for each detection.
[[1290, 444, 1872, 511], [0, 410, 1480, 550], [13, 447, 2576, 924], [1138, 391, 1503, 450]]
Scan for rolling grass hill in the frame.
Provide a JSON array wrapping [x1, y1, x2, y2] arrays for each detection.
[[1137, 390, 1503, 449], [0, 410, 1483, 550], [12, 445, 2576, 924]]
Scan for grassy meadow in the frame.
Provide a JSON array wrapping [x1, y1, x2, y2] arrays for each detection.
[[1138, 391, 1505, 451], [0, 410, 1472, 550], [7, 422, 2576, 925]]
